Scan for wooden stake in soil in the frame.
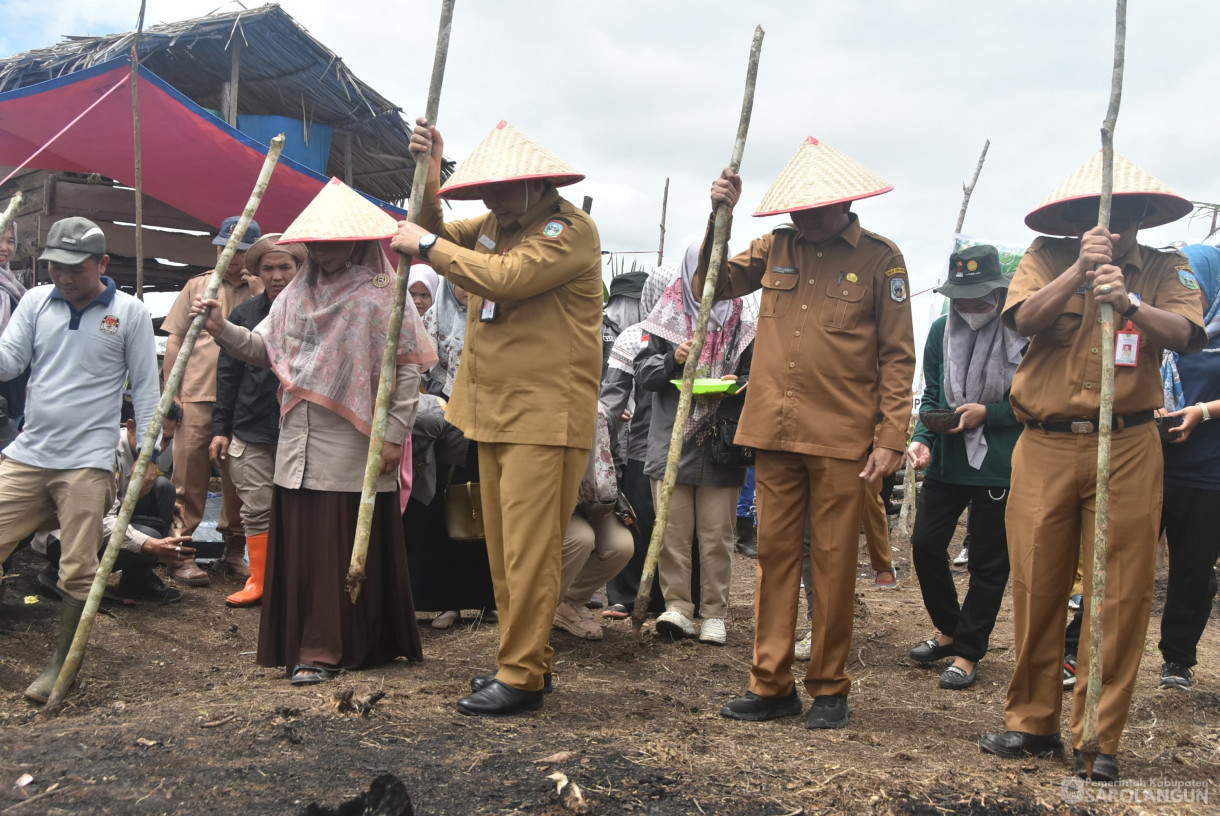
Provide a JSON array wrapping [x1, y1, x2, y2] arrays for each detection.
[[657, 177, 670, 267], [44, 135, 287, 711], [633, 25, 765, 640], [0, 192, 23, 245], [130, 0, 147, 300], [1081, 0, 1126, 777], [347, 0, 456, 603]]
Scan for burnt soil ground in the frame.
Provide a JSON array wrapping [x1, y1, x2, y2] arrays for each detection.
[[1, 520, 1217, 816]]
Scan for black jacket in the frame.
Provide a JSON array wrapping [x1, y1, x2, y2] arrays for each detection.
[[212, 292, 280, 444]]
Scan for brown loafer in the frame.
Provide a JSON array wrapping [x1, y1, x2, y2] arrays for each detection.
[[169, 555, 210, 587]]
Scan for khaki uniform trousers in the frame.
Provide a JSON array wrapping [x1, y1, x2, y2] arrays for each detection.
[[479, 442, 587, 692], [0, 459, 115, 599], [561, 512, 634, 604], [861, 478, 893, 573], [174, 401, 243, 539], [227, 436, 277, 536], [651, 481, 739, 620], [751, 449, 868, 698], [1004, 424, 1161, 754]]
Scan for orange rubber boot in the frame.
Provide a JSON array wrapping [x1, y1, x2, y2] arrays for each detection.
[[226, 533, 267, 608]]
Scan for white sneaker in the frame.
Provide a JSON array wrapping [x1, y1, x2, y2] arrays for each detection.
[[655, 608, 695, 639], [795, 631, 812, 661], [698, 617, 727, 645], [953, 547, 969, 567]]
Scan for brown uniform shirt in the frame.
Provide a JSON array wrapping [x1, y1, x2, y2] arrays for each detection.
[[695, 215, 916, 459], [1002, 237, 1205, 422], [420, 180, 603, 449], [163, 272, 262, 402]]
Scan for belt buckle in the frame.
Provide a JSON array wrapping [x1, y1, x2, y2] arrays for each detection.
[[1069, 421, 1094, 434]]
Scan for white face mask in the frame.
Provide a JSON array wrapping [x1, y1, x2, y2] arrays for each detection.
[[955, 305, 996, 331]]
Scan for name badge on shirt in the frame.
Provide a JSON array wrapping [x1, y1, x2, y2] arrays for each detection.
[[480, 299, 498, 322], [1115, 324, 1140, 367], [478, 234, 497, 251]]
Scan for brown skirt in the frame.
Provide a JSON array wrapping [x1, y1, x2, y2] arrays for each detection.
[[257, 487, 422, 673]]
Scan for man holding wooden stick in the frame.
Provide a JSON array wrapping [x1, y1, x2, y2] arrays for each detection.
[[980, 153, 1203, 781], [392, 119, 602, 717], [703, 137, 916, 729]]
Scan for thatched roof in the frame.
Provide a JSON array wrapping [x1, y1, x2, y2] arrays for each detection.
[[0, 3, 448, 204]]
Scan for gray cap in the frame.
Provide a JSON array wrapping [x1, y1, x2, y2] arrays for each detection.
[[213, 216, 262, 250], [39, 217, 107, 265]]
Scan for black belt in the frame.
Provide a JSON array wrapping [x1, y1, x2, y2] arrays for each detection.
[[1025, 410, 1155, 434]]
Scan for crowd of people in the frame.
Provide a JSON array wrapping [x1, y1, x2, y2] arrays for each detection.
[[0, 118, 1215, 785]]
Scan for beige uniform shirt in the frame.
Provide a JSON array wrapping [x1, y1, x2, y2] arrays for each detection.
[[696, 215, 916, 459], [1002, 237, 1205, 422], [420, 181, 603, 449], [163, 273, 262, 402]]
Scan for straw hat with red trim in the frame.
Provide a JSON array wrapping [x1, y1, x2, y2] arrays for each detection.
[[439, 120, 584, 201], [278, 177, 398, 244], [1025, 151, 1191, 235], [753, 137, 893, 217]]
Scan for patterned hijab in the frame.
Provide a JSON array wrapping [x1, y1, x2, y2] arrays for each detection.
[[607, 264, 677, 375], [423, 281, 467, 398], [255, 241, 437, 436], [0, 224, 26, 334]]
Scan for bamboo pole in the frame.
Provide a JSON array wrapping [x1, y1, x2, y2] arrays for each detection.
[[1080, 0, 1126, 777], [657, 177, 669, 267], [0, 192, 23, 244], [633, 26, 764, 639], [347, 0, 456, 603], [131, 0, 147, 300], [44, 136, 286, 711]]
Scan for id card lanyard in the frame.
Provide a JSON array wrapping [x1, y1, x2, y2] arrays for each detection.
[[1115, 318, 1140, 367]]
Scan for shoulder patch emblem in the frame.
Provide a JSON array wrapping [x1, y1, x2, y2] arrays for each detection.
[[100, 315, 120, 335], [1177, 268, 1199, 290], [885, 267, 906, 277], [371, 272, 390, 289], [541, 221, 567, 239], [889, 277, 908, 303]]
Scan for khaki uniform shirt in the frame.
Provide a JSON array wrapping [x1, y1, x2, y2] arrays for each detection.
[[1002, 237, 1205, 422], [420, 181, 603, 449], [162, 273, 262, 402], [695, 215, 915, 459]]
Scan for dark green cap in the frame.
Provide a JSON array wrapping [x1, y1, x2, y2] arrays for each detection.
[[39, 217, 106, 265], [935, 244, 1008, 300]]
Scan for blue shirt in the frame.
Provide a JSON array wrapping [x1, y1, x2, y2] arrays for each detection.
[[1163, 335, 1220, 491], [0, 278, 160, 471]]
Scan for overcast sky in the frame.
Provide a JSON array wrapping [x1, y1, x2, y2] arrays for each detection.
[[4, 0, 1219, 340]]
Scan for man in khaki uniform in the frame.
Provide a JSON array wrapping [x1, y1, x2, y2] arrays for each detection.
[[980, 153, 1204, 782], [701, 137, 915, 729], [162, 217, 262, 586], [392, 119, 602, 716]]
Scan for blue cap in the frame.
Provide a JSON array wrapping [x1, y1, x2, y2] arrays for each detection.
[[213, 216, 262, 250]]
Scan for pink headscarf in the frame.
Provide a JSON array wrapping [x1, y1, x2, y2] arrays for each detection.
[[255, 242, 438, 436]]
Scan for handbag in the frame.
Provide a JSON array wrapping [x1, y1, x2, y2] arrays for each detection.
[[709, 415, 754, 468], [443, 465, 485, 541]]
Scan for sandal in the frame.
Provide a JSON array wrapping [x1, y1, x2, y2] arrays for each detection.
[[601, 603, 630, 620], [290, 664, 339, 686]]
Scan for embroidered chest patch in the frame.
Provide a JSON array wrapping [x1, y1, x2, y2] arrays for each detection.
[[889, 277, 908, 303], [541, 221, 567, 239], [100, 314, 120, 335]]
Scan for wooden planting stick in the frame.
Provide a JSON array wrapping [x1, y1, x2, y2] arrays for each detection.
[[633, 26, 764, 639], [131, 0, 147, 300], [45, 135, 286, 710], [0, 192, 23, 243], [347, 0, 456, 603]]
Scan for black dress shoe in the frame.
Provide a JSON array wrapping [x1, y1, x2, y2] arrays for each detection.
[[1074, 748, 1119, 782], [979, 730, 1064, 758], [113, 568, 182, 604], [471, 672, 553, 693], [938, 663, 977, 690], [720, 689, 802, 721], [910, 637, 956, 662], [734, 539, 759, 559], [805, 694, 849, 729], [456, 680, 544, 716]]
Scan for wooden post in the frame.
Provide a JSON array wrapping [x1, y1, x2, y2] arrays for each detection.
[[344, 132, 353, 186], [1081, 0, 1126, 778], [347, 0, 456, 603], [130, 0, 147, 300], [657, 177, 669, 267], [44, 136, 286, 711], [633, 26, 765, 639], [227, 37, 241, 126], [582, 196, 593, 214]]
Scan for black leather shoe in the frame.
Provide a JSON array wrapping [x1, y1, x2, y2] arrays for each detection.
[[805, 694, 849, 729], [1074, 749, 1119, 782], [979, 731, 1064, 758], [734, 539, 759, 559], [471, 672, 553, 693], [938, 663, 977, 690], [910, 637, 956, 662], [112, 568, 182, 604], [720, 689, 802, 721], [456, 680, 544, 716]]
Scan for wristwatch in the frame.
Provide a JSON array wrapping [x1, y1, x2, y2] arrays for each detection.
[[1197, 402, 1212, 422], [417, 233, 438, 261], [1120, 292, 1140, 319]]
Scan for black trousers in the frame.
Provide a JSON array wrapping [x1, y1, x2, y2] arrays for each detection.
[[911, 478, 1011, 661], [1158, 484, 1220, 668]]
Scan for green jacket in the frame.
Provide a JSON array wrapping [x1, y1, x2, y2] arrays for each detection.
[[911, 315, 1021, 487]]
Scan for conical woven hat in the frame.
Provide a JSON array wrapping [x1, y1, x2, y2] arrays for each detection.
[[1025, 151, 1191, 235], [439, 121, 584, 201], [278, 178, 399, 243], [753, 137, 893, 217]]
